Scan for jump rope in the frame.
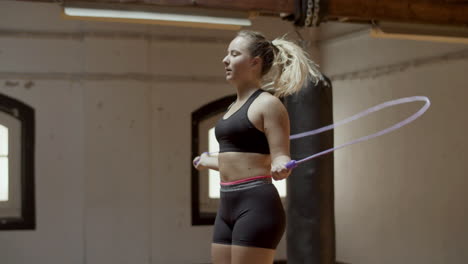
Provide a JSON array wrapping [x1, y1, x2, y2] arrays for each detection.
[[194, 96, 431, 170]]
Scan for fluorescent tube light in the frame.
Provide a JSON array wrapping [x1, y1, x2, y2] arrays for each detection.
[[62, 2, 252, 30]]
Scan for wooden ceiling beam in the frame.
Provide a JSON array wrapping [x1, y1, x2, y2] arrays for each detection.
[[14, 0, 295, 14], [13, 0, 468, 26], [325, 0, 468, 26], [151, 0, 295, 13]]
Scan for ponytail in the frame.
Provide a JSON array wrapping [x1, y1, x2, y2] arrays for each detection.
[[264, 37, 323, 97], [236, 30, 323, 98]]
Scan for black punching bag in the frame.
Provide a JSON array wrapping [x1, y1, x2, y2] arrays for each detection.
[[283, 77, 335, 264]]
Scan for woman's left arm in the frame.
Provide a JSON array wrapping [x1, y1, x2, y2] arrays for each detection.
[[261, 96, 292, 181]]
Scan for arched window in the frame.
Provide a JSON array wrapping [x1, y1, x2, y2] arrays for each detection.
[[0, 125, 8, 202], [191, 95, 286, 225], [0, 93, 35, 230]]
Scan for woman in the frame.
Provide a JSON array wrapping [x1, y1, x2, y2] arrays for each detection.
[[193, 30, 322, 264]]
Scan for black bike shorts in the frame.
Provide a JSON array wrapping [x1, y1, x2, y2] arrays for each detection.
[[213, 177, 286, 249]]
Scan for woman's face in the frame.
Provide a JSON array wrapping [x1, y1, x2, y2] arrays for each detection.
[[222, 36, 260, 84]]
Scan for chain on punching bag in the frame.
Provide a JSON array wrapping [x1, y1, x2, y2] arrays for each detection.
[[283, 0, 326, 27]]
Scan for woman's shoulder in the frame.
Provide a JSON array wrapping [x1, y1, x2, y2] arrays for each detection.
[[257, 90, 283, 104], [255, 90, 287, 112]]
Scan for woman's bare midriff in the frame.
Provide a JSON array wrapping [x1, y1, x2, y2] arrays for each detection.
[[218, 152, 271, 182]]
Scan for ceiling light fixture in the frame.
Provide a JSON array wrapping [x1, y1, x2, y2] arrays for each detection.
[[62, 1, 253, 30]]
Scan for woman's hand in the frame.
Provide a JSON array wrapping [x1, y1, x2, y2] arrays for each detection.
[[271, 160, 292, 181], [193, 152, 209, 170]]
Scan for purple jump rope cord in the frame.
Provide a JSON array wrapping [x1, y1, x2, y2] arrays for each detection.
[[286, 96, 431, 169], [195, 96, 431, 169]]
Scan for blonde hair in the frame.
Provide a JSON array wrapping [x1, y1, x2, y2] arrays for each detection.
[[237, 30, 323, 98]]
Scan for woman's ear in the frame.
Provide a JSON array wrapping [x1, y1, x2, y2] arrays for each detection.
[[251, 56, 262, 67]]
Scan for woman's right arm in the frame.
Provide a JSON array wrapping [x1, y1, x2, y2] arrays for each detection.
[[193, 152, 219, 171]]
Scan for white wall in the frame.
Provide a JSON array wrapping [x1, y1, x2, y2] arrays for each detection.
[[320, 22, 468, 264], [0, 1, 306, 263], [0, 81, 85, 264]]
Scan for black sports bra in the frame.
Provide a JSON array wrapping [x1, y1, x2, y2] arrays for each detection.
[[215, 89, 270, 154]]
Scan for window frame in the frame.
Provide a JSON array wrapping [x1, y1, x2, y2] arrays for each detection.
[[0, 93, 35, 230], [0, 124, 9, 202]]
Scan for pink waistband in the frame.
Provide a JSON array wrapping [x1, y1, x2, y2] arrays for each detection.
[[220, 175, 272, 186]]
